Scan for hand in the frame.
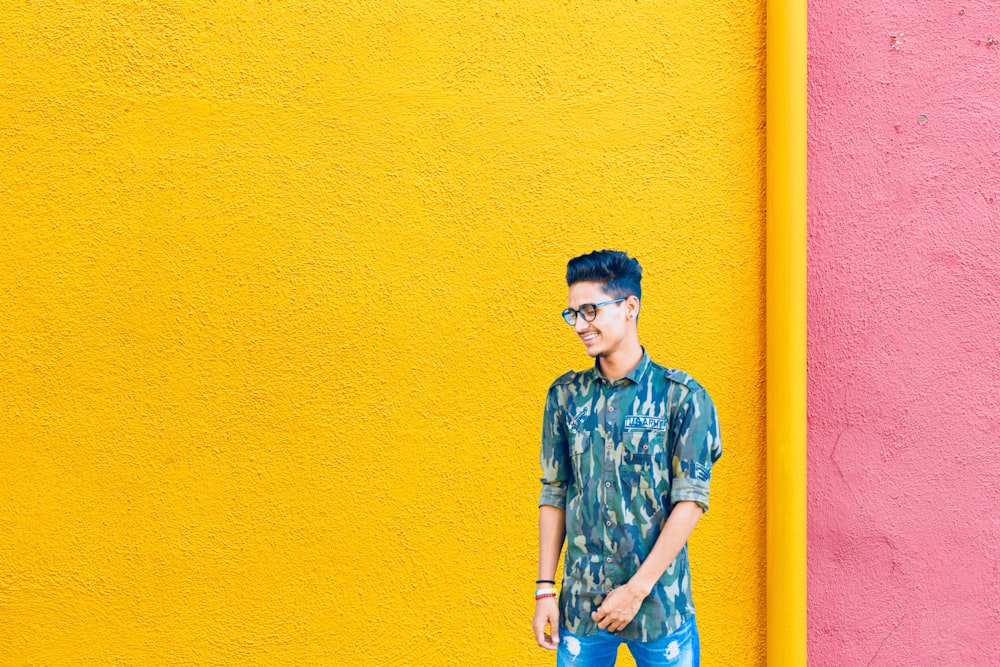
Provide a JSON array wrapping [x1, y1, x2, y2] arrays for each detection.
[[591, 581, 647, 632], [533, 597, 560, 650]]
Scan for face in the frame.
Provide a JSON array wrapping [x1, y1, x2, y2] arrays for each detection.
[[566, 281, 635, 358]]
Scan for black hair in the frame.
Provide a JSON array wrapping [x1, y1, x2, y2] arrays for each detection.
[[566, 250, 642, 301]]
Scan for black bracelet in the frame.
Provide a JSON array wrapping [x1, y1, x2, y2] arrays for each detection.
[[535, 579, 556, 584]]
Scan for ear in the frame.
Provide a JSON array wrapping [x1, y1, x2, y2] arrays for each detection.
[[626, 296, 641, 320]]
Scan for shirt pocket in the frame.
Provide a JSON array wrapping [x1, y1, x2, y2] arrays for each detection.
[[621, 428, 666, 490], [569, 430, 591, 480]]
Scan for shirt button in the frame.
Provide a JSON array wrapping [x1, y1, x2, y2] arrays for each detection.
[[606, 444, 612, 450], [605, 481, 611, 488], [608, 406, 615, 412], [606, 557, 613, 563], [605, 520, 612, 527]]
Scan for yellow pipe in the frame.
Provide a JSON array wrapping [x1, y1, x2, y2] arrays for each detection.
[[766, 0, 807, 661]]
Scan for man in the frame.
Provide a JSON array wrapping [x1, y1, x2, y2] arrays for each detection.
[[532, 250, 722, 667]]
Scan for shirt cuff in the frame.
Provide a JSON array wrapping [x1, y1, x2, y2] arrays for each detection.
[[670, 477, 711, 513], [538, 483, 567, 510]]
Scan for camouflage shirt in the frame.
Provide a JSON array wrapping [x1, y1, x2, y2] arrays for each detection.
[[538, 348, 722, 641]]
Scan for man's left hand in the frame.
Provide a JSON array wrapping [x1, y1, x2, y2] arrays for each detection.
[[591, 581, 649, 633]]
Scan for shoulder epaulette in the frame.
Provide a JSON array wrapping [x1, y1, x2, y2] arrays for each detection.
[[652, 365, 705, 393], [550, 370, 578, 387]]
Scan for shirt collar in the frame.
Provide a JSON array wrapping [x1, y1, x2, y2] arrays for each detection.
[[594, 347, 651, 385]]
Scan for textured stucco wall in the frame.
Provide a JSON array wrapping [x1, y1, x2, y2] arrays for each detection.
[[808, 0, 1000, 663], [1, 3, 764, 665]]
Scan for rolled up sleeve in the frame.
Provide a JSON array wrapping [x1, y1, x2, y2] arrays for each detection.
[[539, 385, 571, 509], [669, 387, 722, 512]]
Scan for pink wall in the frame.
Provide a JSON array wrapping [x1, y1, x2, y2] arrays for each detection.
[[807, 0, 1000, 663]]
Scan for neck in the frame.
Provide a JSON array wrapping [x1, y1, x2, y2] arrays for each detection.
[[597, 338, 644, 382]]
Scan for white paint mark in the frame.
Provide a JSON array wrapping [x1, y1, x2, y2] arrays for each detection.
[[564, 636, 582, 658], [665, 640, 681, 660]]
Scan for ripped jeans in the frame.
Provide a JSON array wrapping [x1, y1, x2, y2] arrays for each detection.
[[556, 615, 700, 667]]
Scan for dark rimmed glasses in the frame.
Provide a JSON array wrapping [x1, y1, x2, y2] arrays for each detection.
[[561, 298, 625, 325]]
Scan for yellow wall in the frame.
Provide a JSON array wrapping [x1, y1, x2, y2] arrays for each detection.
[[1, 2, 764, 665]]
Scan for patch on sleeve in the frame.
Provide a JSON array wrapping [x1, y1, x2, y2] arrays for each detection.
[[624, 415, 667, 431], [693, 462, 712, 481]]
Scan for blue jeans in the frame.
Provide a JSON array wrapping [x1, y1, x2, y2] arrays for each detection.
[[556, 615, 700, 667]]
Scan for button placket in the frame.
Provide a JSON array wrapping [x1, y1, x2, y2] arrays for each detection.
[[599, 384, 616, 569]]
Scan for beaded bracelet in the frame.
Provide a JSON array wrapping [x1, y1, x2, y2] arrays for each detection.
[[535, 592, 558, 601]]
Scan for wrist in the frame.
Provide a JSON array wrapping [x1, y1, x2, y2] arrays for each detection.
[[626, 576, 654, 598]]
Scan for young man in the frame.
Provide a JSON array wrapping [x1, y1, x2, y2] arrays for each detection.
[[532, 250, 722, 667]]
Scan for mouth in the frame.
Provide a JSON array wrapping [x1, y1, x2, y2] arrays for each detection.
[[580, 332, 599, 345]]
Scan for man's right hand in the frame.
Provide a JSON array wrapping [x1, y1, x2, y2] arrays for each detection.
[[532, 597, 560, 650]]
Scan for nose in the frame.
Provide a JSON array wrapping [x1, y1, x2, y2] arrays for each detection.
[[574, 316, 590, 333]]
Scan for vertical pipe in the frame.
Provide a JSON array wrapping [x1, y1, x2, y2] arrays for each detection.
[[766, 0, 807, 661]]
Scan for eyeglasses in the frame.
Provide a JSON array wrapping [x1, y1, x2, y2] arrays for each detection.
[[561, 298, 625, 325]]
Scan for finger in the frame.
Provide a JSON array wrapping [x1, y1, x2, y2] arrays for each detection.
[[533, 620, 546, 648], [542, 613, 559, 649], [533, 614, 550, 648]]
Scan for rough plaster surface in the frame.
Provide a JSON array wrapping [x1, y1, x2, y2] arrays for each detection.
[[808, 0, 1000, 663], [1, 2, 765, 665]]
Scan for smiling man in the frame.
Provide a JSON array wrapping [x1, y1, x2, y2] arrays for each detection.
[[532, 250, 722, 667]]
